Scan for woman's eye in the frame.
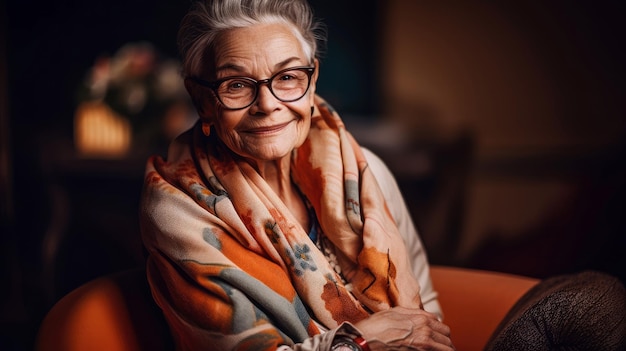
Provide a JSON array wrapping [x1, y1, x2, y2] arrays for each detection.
[[278, 74, 295, 81], [228, 81, 246, 90]]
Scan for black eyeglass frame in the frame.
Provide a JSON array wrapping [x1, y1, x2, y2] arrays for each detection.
[[189, 66, 316, 110]]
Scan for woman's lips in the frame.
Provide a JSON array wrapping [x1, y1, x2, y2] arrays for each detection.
[[243, 121, 293, 135]]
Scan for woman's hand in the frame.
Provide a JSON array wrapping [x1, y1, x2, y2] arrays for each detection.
[[353, 307, 456, 350]]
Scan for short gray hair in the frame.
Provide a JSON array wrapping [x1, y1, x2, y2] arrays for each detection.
[[178, 0, 326, 77]]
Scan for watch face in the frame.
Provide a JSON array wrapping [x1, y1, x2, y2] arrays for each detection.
[[331, 341, 360, 351]]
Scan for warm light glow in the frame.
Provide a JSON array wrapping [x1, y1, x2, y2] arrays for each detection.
[[74, 101, 131, 157]]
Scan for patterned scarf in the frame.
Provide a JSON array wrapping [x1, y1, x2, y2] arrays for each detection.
[[140, 95, 423, 350]]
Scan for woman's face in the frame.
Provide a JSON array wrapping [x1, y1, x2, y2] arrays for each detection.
[[195, 23, 318, 162]]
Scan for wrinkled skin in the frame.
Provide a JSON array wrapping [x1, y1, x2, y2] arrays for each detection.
[[355, 307, 456, 350]]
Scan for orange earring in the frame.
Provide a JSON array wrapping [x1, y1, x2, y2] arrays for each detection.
[[202, 122, 211, 137]]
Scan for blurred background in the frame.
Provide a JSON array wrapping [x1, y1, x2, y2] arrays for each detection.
[[1, 0, 625, 349]]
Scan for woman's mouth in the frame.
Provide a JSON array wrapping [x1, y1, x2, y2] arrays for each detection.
[[243, 121, 293, 135]]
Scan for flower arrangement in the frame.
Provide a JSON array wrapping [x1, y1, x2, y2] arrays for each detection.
[[75, 41, 195, 157]]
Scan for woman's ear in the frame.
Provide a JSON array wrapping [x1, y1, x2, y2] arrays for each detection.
[[311, 58, 320, 86], [309, 58, 320, 105], [184, 78, 203, 112], [184, 77, 214, 120]]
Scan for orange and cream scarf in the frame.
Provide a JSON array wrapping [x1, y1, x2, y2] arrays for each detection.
[[140, 96, 423, 350]]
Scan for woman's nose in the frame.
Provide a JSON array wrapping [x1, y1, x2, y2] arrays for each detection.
[[250, 84, 279, 115]]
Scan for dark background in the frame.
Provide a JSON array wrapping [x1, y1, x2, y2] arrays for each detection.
[[1, 1, 625, 350]]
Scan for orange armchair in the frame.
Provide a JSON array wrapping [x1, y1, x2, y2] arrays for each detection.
[[35, 268, 173, 351], [430, 266, 538, 350], [35, 266, 538, 351]]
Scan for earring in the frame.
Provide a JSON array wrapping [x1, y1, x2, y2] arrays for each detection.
[[310, 106, 314, 116], [201, 122, 211, 137]]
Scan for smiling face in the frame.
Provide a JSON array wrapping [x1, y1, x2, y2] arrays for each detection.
[[191, 23, 319, 162]]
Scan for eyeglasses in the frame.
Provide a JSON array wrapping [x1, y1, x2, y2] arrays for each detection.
[[190, 66, 315, 110]]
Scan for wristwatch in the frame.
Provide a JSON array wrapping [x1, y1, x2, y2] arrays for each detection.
[[331, 339, 360, 351], [331, 336, 369, 351]]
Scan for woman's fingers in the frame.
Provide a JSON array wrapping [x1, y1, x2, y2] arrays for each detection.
[[355, 307, 456, 350]]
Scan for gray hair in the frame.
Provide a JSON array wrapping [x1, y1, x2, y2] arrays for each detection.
[[178, 0, 326, 77]]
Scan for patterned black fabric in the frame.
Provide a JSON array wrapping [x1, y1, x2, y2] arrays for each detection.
[[485, 271, 626, 350]]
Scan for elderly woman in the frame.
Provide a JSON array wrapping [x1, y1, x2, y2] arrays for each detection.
[[140, 0, 451, 350], [140, 1, 625, 350]]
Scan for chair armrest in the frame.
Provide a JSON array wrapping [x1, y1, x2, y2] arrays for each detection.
[[430, 265, 539, 351], [35, 268, 172, 351]]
